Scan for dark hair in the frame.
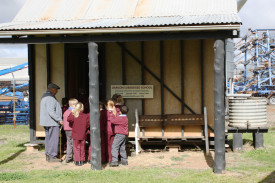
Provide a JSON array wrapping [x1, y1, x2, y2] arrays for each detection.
[[120, 105, 129, 114], [62, 97, 69, 106], [111, 94, 119, 102]]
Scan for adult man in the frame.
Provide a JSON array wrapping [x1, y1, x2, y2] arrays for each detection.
[[40, 83, 63, 162]]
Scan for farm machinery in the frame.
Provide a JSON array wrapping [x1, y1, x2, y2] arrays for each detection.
[[0, 63, 29, 125], [234, 29, 275, 104]]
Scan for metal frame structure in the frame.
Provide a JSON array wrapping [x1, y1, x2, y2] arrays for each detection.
[[234, 29, 275, 103]]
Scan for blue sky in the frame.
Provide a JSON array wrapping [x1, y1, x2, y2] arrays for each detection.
[[0, 0, 274, 58]]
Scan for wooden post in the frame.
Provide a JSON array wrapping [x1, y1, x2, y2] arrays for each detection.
[[88, 42, 102, 170], [214, 39, 225, 174]]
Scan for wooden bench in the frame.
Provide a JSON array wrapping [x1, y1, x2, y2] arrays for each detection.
[[134, 108, 209, 154]]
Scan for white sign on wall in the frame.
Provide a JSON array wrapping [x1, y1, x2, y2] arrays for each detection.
[[111, 85, 154, 98]]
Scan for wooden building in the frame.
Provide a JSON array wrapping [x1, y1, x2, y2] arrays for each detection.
[[0, 0, 246, 172]]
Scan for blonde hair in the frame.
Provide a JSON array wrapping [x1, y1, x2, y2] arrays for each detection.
[[106, 100, 117, 117], [72, 102, 84, 118], [68, 98, 78, 107]]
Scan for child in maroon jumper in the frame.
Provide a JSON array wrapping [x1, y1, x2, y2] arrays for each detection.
[[63, 98, 78, 163], [67, 102, 90, 166], [109, 105, 129, 167], [88, 101, 108, 164], [99, 101, 108, 163], [106, 100, 118, 163], [112, 94, 124, 110]]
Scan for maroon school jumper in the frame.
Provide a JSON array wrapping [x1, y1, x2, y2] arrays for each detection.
[[111, 114, 129, 135], [110, 114, 129, 163], [68, 112, 90, 162], [88, 109, 108, 163], [100, 109, 108, 163], [107, 110, 115, 162]]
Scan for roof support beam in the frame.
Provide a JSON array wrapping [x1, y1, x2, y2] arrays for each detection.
[[0, 30, 238, 44]]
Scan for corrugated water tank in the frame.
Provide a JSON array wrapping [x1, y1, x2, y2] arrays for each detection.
[[229, 97, 267, 128]]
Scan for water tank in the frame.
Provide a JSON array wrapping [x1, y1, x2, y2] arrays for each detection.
[[229, 97, 267, 128]]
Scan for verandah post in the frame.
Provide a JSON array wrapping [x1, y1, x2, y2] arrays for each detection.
[[88, 42, 101, 170], [214, 39, 225, 173]]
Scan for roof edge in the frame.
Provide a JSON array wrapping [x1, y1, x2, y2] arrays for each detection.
[[0, 24, 241, 36]]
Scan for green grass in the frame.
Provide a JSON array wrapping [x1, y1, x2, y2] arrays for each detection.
[[0, 125, 274, 183], [0, 168, 266, 183], [170, 156, 184, 162], [156, 156, 164, 159]]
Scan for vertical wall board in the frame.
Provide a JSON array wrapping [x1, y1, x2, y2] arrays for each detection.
[[183, 40, 202, 114], [125, 42, 142, 135], [163, 40, 181, 136], [164, 126, 181, 136], [184, 126, 202, 136], [144, 127, 162, 137], [35, 44, 47, 137], [105, 42, 122, 99], [144, 41, 161, 115], [50, 44, 65, 103], [163, 40, 181, 114], [203, 39, 215, 127]]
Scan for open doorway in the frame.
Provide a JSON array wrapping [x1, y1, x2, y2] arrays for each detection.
[[66, 43, 106, 104]]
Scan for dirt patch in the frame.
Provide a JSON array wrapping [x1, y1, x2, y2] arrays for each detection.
[[17, 149, 215, 171]]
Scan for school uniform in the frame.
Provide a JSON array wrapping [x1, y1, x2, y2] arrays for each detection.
[[107, 110, 115, 163], [63, 107, 73, 162], [100, 109, 108, 163], [88, 109, 108, 163], [67, 112, 90, 163], [110, 114, 129, 164]]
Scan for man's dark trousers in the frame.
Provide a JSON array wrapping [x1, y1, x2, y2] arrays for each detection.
[[44, 126, 59, 158]]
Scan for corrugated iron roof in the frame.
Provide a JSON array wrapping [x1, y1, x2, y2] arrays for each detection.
[[0, 0, 241, 32], [0, 15, 241, 31]]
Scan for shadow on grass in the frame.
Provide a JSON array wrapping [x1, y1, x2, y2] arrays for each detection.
[[0, 142, 28, 165], [203, 150, 214, 168], [259, 170, 275, 183], [0, 149, 25, 165]]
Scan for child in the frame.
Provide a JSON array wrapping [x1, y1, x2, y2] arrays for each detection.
[[88, 101, 107, 164], [109, 105, 129, 167], [62, 98, 78, 163], [67, 102, 90, 166], [99, 101, 108, 163], [61, 97, 69, 114], [106, 100, 118, 163], [61, 97, 69, 151], [112, 94, 124, 110]]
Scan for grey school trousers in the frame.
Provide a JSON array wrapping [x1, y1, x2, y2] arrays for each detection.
[[65, 130, 73, 160], [111, 134, 127, 163], [44, 126, 59, 158]]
